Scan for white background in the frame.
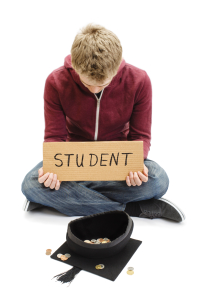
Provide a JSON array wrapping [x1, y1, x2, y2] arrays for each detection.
[[1, 0, 200, 299]]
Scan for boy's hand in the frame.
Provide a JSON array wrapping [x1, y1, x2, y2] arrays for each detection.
[[126, 164, 148, 187], [38, 167, 62, 190]]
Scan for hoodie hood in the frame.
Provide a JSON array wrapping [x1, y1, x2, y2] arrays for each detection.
[[64, 54, 126, 88]]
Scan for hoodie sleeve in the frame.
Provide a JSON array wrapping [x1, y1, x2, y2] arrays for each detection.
[[127, 71, 152, 160], [43, 73, 68, 142]]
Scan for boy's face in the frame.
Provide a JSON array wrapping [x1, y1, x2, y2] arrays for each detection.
[[79, 74, 113, 94]]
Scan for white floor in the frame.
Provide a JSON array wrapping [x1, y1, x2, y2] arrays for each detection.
[[2, 187, 198, 300]]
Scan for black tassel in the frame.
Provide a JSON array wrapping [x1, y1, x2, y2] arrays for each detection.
[[52, 266, 82, 286]]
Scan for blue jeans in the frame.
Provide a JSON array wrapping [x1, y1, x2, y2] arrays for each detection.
[[21, 158, 169, 216]]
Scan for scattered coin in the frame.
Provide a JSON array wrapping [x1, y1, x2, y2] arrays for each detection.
[[103, 238, 109, 241], [46, 249, 52, 255], [102, 241, 107, 243], [128, 267, 134, 271], [91, 239, 97, 243], [95, 264, 105, 269], [95, 264, 102, 269], [64, 253, 71, 258], [61, 255, 68, 261], [57, 253, 63, 258], [84, 240, 91, 243], [127, 270, 134, 275], [99, 264, 105, 269]]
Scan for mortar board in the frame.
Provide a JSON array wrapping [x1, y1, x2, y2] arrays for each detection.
[[51, 210, 142, 285]]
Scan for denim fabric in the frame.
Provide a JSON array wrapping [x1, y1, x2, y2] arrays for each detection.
[[21, 158, 169, 216]]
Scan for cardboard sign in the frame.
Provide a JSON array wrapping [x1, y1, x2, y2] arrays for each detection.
[[43, 141, 144, 181]]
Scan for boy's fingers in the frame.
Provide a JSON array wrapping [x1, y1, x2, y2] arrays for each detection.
[[129, 172, 136, 186], [38, 172, 50, 184], [44, 173, 54, 187], [38, 167, 44, 177], [138, 171, 148, 182], [50, 174, 57, 189], [133, 172, 142, 185], [126, 176, 131, 187], [55, 180, 61, 190]]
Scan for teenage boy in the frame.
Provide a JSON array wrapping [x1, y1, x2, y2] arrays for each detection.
[[21, 23, 185, 222]]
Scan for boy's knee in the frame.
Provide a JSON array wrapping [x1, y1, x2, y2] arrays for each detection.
[[159, 168, 169, 194], [21, 172, 32, 196], [21, 174, 29, 197], [146, 160, 169, 194], [21, 162, 42, 195]]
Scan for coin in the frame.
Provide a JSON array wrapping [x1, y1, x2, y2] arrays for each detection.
[[84, 240, 91, 243], [95, 264, 101, 269], [103, 238, 109, 241], [61, 255, 68, 261], [95, 264, 105, 269], [102, 241, 107, 243], [64, 253, 71, 258], [57, 253, 62, 258], [46, 249, 52, 255], [91, 239, 97, 243], [128, 267, 134, 271], [99, 264, 105, 269], [127, 270, 134, 275], [95, 241, 100, 244]]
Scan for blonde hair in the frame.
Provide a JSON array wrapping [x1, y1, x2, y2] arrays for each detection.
[[71, 23, 123, 84]]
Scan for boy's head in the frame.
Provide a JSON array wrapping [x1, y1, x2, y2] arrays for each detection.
[[71, 23, 123, 93]]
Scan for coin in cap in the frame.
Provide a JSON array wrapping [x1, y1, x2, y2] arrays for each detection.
[[91, 239, 97, 243], [97, 238, 104, 243]]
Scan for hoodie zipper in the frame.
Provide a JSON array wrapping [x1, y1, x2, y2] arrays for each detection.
[[94, 89, 104, 141]]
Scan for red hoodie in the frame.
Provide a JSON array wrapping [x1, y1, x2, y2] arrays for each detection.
[[44, 54, 152, 159]]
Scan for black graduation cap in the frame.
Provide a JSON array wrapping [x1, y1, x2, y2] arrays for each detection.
[[50, 210, 142, 285]]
